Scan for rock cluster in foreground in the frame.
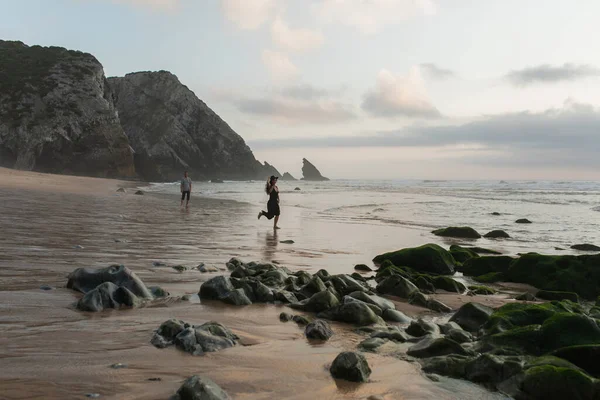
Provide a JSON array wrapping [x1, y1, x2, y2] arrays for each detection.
[[151, 319, 239, 356]]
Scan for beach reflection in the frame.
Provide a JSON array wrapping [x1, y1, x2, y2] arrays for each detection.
[[262, 229, 278, 262]]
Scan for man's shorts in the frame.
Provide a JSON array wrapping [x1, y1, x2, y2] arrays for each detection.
[[181, 191, 190, 200]]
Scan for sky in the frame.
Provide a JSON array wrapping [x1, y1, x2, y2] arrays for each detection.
[[1, 0, 600, 180]]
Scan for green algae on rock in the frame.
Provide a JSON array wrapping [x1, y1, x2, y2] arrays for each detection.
[[432, 226, 482, 239], [373, 244, 456, 275]]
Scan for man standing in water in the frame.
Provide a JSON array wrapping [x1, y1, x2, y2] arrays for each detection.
[[180, 171, 192, 207]]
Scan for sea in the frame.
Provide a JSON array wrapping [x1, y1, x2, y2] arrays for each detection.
[[143, 179, 600, 258]]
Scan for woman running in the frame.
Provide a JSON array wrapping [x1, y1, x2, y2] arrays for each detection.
[[258, 176, 280, 229]]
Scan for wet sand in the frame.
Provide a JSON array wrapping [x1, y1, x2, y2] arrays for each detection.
[[0, 168, 509, 399]]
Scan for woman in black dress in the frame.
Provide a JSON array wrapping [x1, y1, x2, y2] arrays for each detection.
[[258, 175, 280, 229]]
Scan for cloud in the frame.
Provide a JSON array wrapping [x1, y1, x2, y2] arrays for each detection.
[[279, 83, 345, 100], [419, 63, 456, 80], [234, 97, 357, 124], [262, 49, 299, 81], [249, 100, 600, 167], [271, 17, 324, 52], [313, 0, 436, 34], [506, 63, 600, 86], [221, 0, 276, 30], [362, 68, 441, 118]]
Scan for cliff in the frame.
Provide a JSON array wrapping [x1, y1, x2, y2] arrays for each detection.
[[281, 172, 297, 181], [262, 162, 282, 179], [108, 71, 268, 182], [301, 158, 329, 181], [0, 41, 135, 177]]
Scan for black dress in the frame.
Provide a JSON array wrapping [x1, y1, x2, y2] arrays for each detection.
[[262, 188, 280, 219]]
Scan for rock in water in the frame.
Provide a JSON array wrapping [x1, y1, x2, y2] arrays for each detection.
[[305, 320, 334, 341], [108, 71, 270, 182], [67, 265, 153, 298], [330, 351, 371, 382], [373, 244, 456, 275], [301, 158, 329, 181], [354, 264, 373, 272], [0, 41, 134, 177], [432, 227, 482, 239], [134, 190, 144, 195], [515, 218, 532, 224], [77, 281, 141, 311], [571, 244, 600, 251], [483, 230, 511, 239], [116, 188, 126, 193], [171, 375, 231, 400], [281, 172, 297, 181]]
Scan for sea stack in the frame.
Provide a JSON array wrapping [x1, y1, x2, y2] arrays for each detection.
[[281, 172, 297, 181], [301, 158, 329, 181]]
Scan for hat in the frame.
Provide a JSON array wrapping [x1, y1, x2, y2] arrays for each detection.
[[270, 175, 278, 180]]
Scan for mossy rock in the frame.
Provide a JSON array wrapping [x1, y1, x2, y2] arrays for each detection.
[[515, 292, 538, 301], [468, 285, 497, 295], [373, 244, 456, 275], [449, 245, 480, 263], [540, 313, 600, 352], [520, 365, 596, 400], [449, 302, 494, 332], [431, 276, 466, 293], [506, 253, 600, 300], [466, 247, 503, 255], [571, 244, 600, 252], [483, 301, 584, 335], [536, 290, 579, 303], [488, 324, 543, 354], [459, 256, 514, 277], [525, 355, 585, 372], [375, 264, 413, 282], [474, 272, 506, 283], [432, 226, 482, 239], [483, 230, 511, 239], [414, 275, 436, 294], [551, 345, 600, 377]]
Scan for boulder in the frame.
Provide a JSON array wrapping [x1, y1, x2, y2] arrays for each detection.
[[483, 230, 510, 239], [290, 290, 340, 313], [536, 290, 579, 303], [153, 320, 238, 356], [408, 291, 429, 308], [359, 337, 388, 352], [329, 275, 368, 296], [77, 281, 141, 312], [419, 355, 471, 378], [468, 285, 497, 295], [376, 275, 419, 298], [431, 276, 466, 293], [305, 320, 334, 341], [157, 319, 187, 340], [330, 352, 371, 382], [135, 190, 144, 195], [506, 253, 600, 300], [343, 296, 383, 316], [571, 244, 600, 252], [373, 244, 456, 275], [407, 335, 468, 358], [466, 247, 502, 255], [299, 276, 327, 298], [427, 298, 453, 313], [220, 288, 252, 306], [550, 345, 600, 377], [449, 302, 494, 332], [348, 291, 395, 311], [432, 227, 482, 239], [515, 219, 532, 224], [519, 365, 595, 400], [354, 264, 373, 272], [198, 276, 234, 300], [449, 245, 480, 263], [301, 158, 329, 181], [171, 375, 231, 400], [318, 302, 380, 326], [281, 172, 296, 181], [67, 265, 152, 298], [447, 329, 474, 344], [459, 256, 514, 277], [406, 318, 440, 337], [382, 309, 412, 324]]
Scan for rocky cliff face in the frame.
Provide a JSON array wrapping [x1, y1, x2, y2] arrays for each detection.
[[281, 172, 297, 181], [109, 71, 268, 182], [0, 41, 135, 177], [302, 158, 329, 181]]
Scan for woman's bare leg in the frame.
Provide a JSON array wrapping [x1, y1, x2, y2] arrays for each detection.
[[274, 215, 280, 229]]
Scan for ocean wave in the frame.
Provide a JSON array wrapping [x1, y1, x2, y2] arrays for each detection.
[[593, 206, 600, 212]]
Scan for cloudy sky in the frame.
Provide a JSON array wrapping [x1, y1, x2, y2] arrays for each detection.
[[2, 0, 600, 179]]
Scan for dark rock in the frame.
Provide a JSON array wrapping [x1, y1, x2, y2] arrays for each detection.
[[458, 256, 514, 278], [373, 244, 456, 275], [406, 318, 440, 337], [550, 345, 600, 377], [110, 363, 127, 369], [171, 375, 231, 400], [274, 290, 298, 304], [77, 282, 141, 312], [198, 276, 234, 300], [329, 275, 368, 296], [449, 245, 480, 263], [506, 253, 600, 300], [483, 230, 511, 239], [67, 264, 152, 298], [382, 309, 412, 324], [174, 327, 199, 354], [519, 364, 595, 400], [370, 329, 411, 343], [515, 292, 537, 301], [343, 296, 383, 316], [281, 172, 297, 181], [294, 187, 301, 191], [419, 355, 471, 378], [427, 298, 452, 313], [359, 337, 388, 351], [431, 276, 466, 293], [432, 226, 482, 239], [299, 276, 327, 298], [571, 244, 600, 251], [348, 291, 395, 311], [414, 275, 436, 294], [301, 158, 329, 181], [468, 285, 497, 295], [408, 291, 429, 308], [438, 322, 462, 334], [464, 353, 519, 385], [354, 264, 373, 272], [447, 329, 474, 344], [279, 312, 293, 322], [0, 41, 135, 178], [135, 190, 144, 195], [292, 315, 311, 325], [290, 290, 340, 313], [86, 394, 101, 398], [305, 319, 334, 341], [116, 188, 126, 193], [39, 285, 53, 291], [536, 290, 579, 303], [280, 240, 295, 244], [330, 352, 371, 382], [148, 378, 162, 381], [465, 247, 503, 255], [318, 302, 380, 326], [220, 288, 252, 306], [449, 302, 494, 332], [491, 212, 501, 216], [407, 335, 468, 358], [515, 218, 532, 224], [157, 319, 187, 340], [109, 71, 271, 182], [376, 274, 419, 298]]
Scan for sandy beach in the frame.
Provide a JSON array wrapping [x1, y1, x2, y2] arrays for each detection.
[[0, 168, 515, 399]]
